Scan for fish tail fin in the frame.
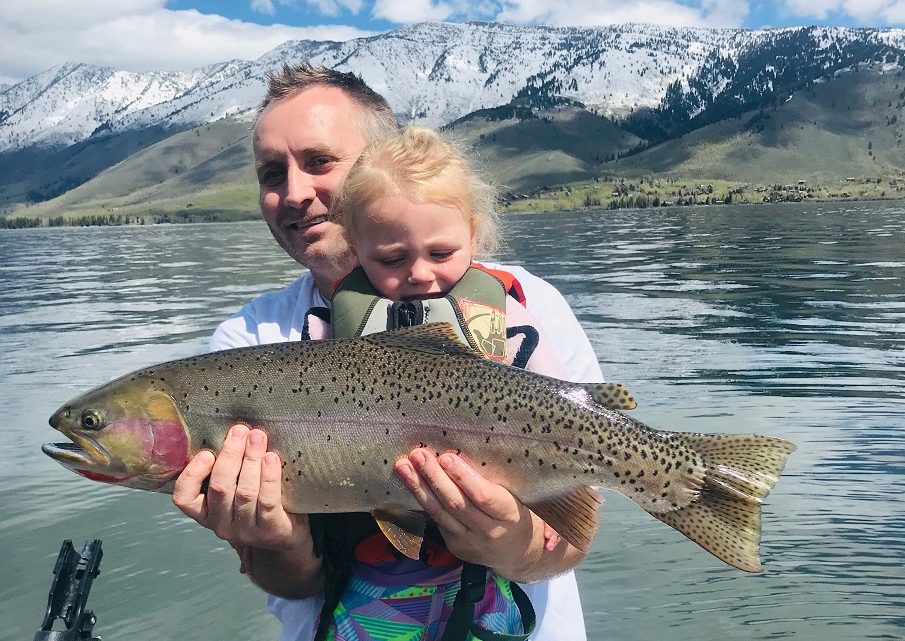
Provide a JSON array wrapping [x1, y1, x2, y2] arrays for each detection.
[[650, 434, 795, 572]]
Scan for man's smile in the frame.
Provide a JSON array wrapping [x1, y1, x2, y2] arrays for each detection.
[[286, 215, 329, 231]]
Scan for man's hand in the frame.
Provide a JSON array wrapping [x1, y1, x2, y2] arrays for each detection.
[[394, 449, 581, 582], [172, 425, 323, 598]]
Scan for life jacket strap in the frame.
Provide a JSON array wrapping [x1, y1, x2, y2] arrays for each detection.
[[441, 563, 537, 641], [472, 263, 527, 306], [441, 562, 488, 641]]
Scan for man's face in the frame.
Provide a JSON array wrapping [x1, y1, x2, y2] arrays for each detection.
[[253, 86, 367, 283]]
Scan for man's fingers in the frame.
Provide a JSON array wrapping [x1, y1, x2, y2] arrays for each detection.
[[437, 453, 520, 523], [257, 452, 286, 527], [233, 429, 267, 524], [206, 425, 248, 534], [172, 450, 215, 522], [396, 450, 472, 534]]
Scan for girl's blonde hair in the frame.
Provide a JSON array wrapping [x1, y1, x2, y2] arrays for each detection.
[[338, 126, 501, 258]]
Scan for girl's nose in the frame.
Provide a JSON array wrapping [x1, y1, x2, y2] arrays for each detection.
[[407, 259, 433, 284]]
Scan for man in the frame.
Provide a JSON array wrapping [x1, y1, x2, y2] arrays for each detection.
[[172, 63, 604, 640]]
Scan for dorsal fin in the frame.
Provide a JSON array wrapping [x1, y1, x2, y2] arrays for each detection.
[[361, 322, 484, 358]]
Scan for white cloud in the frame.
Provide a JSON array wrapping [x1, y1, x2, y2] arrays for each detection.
[[782, 0, 905, 24], [496, 0, 748, 28], [251, 0, 277, 14], [373, 0, 454, 22], [0, 2, 376, 84], [883, 1, 905, 21], [0, 0, 162, 30]]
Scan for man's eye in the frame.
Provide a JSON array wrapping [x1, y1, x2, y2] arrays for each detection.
[[308, 156, 335, 171], [258, 167, 285, 186]]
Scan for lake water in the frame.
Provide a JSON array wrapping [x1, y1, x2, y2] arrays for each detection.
[[1, 201, 902, 641]]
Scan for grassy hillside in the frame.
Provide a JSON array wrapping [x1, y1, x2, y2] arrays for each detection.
[[445, 106, 641, 192], [14, 119, 259, 220], [612, 66, 905, 183], [0, 125, 183, 214]]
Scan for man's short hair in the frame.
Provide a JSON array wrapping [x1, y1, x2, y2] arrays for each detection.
[[258, 62, 399, 144]]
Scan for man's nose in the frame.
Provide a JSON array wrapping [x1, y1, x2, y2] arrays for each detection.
[[284, 168, 316, 208]]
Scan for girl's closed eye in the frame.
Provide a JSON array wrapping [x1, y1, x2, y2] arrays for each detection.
[[430, 250, 455, 261], [377, 255, 406, 267]]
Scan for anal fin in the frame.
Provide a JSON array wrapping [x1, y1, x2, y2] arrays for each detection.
[[527, 485, 604, 553], [372, 507, 428, 560]]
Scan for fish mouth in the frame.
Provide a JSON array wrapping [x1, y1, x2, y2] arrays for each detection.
[[42, 435, 111, 468], [42, 441, 138, 485]]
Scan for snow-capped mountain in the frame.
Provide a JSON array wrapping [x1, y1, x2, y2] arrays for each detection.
[[1, 22, 904, 153]]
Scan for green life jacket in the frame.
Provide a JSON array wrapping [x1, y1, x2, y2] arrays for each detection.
[[330, 265, 509, 361]]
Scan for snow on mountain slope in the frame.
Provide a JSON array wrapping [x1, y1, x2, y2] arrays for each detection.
[[1, 22, 902, 153]]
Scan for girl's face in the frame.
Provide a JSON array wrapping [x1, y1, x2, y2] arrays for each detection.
[[350, 192, 477, 301]]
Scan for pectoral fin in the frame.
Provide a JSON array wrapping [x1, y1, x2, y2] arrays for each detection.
[[372, 507, 428, 560], [527, 485, 604, 553]]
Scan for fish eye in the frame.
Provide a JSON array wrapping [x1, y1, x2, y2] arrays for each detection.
[[80, 410, 102, 430]]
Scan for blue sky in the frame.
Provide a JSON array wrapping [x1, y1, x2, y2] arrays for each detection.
[[1, 1, 903, 85], [168, 0, 905, 31]]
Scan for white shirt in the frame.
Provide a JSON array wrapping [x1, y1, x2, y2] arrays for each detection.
[[209, 264, 603, 641]]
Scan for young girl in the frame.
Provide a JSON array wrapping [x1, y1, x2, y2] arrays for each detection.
[[304, 125, 564, 378], [305, 126, 568, 641]]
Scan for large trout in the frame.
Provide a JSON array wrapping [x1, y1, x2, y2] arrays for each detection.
[[43, 323, 794, 572]]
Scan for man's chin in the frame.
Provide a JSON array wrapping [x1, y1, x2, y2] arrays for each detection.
[[295, 242, 356, 278]]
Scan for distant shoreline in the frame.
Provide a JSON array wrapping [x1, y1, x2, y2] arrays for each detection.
[[2, 179, 904, 229]]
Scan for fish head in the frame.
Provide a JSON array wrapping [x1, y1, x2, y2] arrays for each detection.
[[43, 378, 191, 492]]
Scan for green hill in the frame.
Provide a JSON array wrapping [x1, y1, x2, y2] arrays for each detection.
[[612, 66, 905, 183], [5, 66, 904, 224], [16, 119, 259, 220], [446, 105, 641, 192]]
